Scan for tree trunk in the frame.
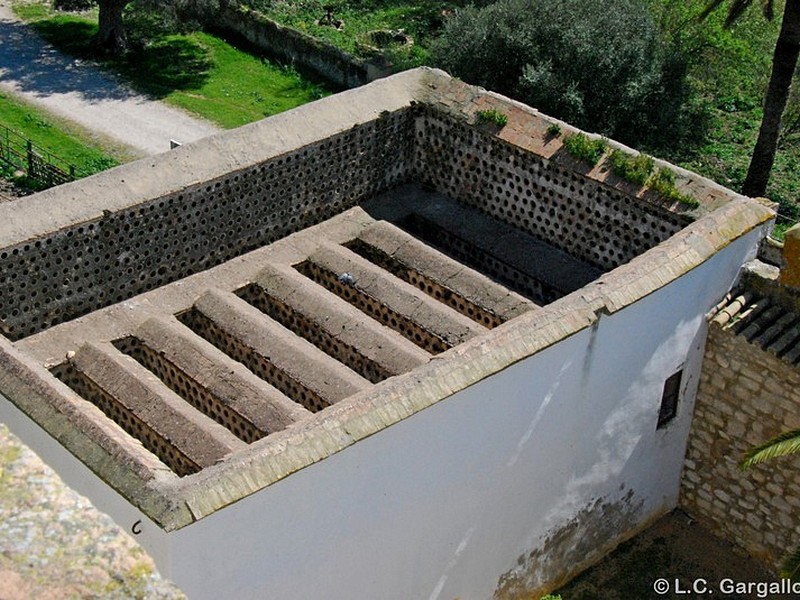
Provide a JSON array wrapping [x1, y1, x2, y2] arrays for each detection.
[[94, 0, 130, 53], [742, 0, 800, 197]]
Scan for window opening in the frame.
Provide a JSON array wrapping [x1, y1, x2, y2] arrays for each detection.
[[657, 369, 682, 429]]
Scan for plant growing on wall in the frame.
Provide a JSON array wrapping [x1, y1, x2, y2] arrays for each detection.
[[609, 150, 655, 186], [563, 133, 607, 165], [741, 428, 800, 579], [476, 108, 509, 127], [546, 123, 562, 137], [647, 167, 700, 208]]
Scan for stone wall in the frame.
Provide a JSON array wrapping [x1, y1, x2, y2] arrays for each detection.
[[681, 323, 800, 569], [218, 5, 391, 89]]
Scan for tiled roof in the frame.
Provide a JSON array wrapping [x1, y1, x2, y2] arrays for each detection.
[[710, 280, 800, 365]]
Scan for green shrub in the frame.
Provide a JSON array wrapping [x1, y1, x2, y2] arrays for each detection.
[[430, 0, 692, 150], [563, 133, 607, 166], [609, 150, 655, 186], [476, 108, 508, 127]]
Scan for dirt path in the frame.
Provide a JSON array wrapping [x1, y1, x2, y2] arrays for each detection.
[[557, 509, 776, 600], [0, 1, 220, 157]]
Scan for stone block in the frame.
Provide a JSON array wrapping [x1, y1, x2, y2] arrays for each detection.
[[770, 495, 791, 512], [745, 512, 763, 528], [714, 489, 731, 503], [779, 223, 800, 289], [709, 373, 729, 390]]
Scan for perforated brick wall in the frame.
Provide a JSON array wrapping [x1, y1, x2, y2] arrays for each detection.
[[411, 108, 687, 271], [344, 238, 506, 329], [0, 110, 413, 340], [0, 101, 695, 342]]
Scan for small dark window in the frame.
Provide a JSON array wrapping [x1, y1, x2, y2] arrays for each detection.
[[657, 370, 683, 429]]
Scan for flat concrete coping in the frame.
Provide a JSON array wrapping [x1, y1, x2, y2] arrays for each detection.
[[0, 68, 776, 531], [0, 68, 762, 251]]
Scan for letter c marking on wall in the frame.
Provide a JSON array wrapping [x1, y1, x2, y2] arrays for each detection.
[[131, 519, 142, 535]]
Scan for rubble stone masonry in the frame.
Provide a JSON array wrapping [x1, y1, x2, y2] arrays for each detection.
[[681, 322, 800, 570]]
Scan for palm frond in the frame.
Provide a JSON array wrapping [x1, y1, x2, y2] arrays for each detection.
[[760, 0, 775, 21], [725, 0, 757, 27], [780, 543, 800, 580], [699, 0, 774, 28], [698, 0, 730, 22], [740, 428, 800, 469]]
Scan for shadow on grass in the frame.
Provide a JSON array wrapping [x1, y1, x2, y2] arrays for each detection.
[[29, 18, 98, 59], [207, 26, 340, 94], [120, 37, 213, 98], [29, 18, 212, 99]]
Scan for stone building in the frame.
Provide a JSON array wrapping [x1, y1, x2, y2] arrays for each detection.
[[0, 68, 775, 598], [683, 251, 800, 572]]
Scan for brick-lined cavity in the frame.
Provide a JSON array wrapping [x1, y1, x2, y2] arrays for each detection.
[[412, 108, 688, 272], [50, 362, 199, 477], [235, 283, 392, 384], [175, 309, 330, 412], [112, 336, 265, 443], [294, 260, 452, 354], [0, 110, 414, 340], [398, 213, 554, 303], [344, 238, 504, 328]]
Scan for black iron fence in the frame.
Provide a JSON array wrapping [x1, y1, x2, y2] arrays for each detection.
[[0, 123, 82, 189]]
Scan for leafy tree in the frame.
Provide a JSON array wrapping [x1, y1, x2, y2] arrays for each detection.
[[701, 0, 800, 197], [94, 0, 217, 53], [430, 0, 693, 150], [95, 0, 129, 52], [741, 427, 800, 579]]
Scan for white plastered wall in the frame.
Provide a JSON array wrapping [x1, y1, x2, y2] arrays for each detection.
[[140, 229, 763, 600]]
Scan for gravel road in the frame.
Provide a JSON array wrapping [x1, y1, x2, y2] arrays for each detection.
[[0, 0, 220, 156]]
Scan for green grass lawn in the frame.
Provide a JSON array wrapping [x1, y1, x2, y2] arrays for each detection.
[[0, 91, 120, 188], [13, 3, 331, 129], [166, 32, 329, 128]]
